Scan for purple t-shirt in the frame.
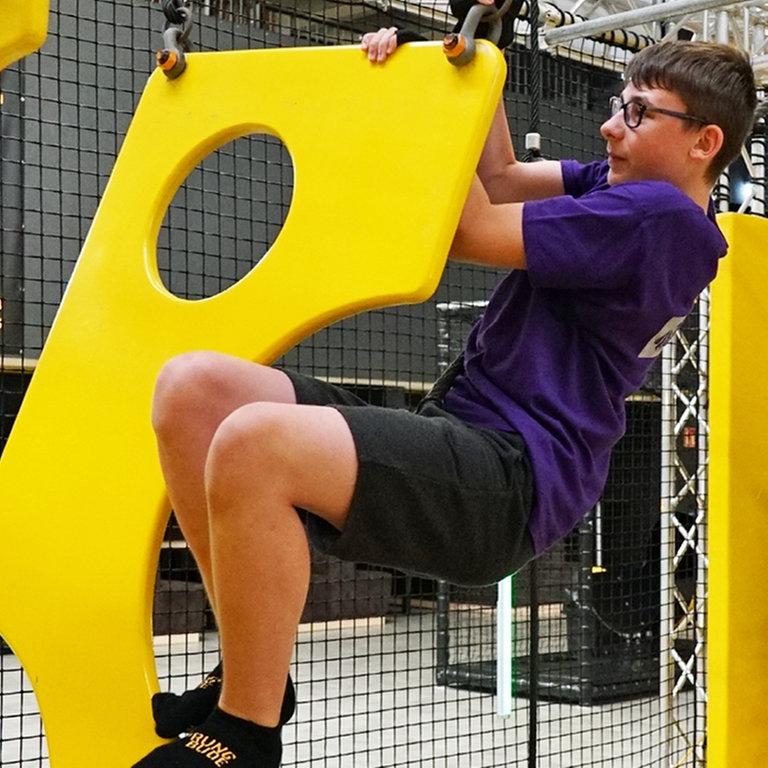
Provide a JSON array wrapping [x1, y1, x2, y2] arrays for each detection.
[[443, 159, 727, 556]]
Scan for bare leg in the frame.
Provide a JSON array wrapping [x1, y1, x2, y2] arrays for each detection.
[[205, 401, 357, 725], [151, 351, 358, 728], [151, 351, 297, 611]]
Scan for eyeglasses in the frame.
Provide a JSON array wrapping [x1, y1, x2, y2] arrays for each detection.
[[608, 96, 709, 129]]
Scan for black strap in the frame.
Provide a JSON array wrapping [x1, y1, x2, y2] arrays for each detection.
[[395, 28, 428, 45]]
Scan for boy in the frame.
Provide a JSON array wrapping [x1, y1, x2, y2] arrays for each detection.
[[133, 33, 756, 767]]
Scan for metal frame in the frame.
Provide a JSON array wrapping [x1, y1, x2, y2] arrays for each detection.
[[543, 0, 758, 46], [660, 297, 710, 767]]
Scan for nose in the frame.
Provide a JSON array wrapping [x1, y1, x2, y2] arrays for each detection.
[[600, 110, 624, 141]]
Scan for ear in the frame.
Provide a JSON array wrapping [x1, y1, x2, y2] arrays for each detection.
[[691, 123, 724, 164]]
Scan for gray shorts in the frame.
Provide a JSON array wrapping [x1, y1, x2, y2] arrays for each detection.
[[286, 369, 535, 586]]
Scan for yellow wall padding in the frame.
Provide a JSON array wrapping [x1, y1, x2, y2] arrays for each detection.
[[0, 42, 505, 767], [709, 211, 768, 767]]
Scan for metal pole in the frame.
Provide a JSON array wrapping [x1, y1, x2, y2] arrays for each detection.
[[660, 342, 676, 767], [496, 576, 515, 716], [543, 0, 754, 45], [695, 292, 710, 766], [752, 124, 765, 217], [527, 559, 539, 768], [716, 9, 729, 43], [0, 65, 26, 357]]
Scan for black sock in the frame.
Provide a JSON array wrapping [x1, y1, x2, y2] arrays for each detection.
[[152, 664, 296, 739], [133, 707, 282, 768], [152, 663, 223, 739]]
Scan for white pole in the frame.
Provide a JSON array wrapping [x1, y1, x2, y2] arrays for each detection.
[[496, 575, 515, 716]]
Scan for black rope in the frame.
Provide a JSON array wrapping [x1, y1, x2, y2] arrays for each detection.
[[524, 0, 542, 162], [523, 4, 542, 764]]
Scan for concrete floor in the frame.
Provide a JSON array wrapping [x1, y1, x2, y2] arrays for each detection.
[[0, 608, 702, 767]]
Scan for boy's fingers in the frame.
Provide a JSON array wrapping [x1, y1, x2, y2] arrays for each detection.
[[361, 27, 399, 61]]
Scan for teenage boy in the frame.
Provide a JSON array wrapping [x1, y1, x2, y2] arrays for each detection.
[[133, 34, 756, 768]]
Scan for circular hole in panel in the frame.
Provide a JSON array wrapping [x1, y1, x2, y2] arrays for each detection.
[[157, 134, 293, 300]]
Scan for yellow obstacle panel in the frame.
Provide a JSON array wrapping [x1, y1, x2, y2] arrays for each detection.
[[709, 212, 768, 767], [0, 0, 49, 71], [0, 42, 505, 767]]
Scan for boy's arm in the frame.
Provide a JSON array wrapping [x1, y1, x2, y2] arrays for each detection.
[[477, 98, 564, 203], [361, 27, 565, 204], [360, 27, 564, 203], [453, 100, 568, 269], [450, 175, 526, 269], [360, 28, 556, 270]]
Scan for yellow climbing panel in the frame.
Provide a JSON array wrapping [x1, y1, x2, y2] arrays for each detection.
[[0, 42, 505, 767], [708, 212, 768, 768], [0, 0, 48, 71]]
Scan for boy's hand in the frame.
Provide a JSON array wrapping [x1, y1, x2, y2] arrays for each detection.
[[361, 26, 399, 63]]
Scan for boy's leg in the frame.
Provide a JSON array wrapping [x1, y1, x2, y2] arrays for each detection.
[[150, 352, 304, 737], [151, 351, 298, 609], [205, 400, 357, 726], [138, 356, 359, 765]]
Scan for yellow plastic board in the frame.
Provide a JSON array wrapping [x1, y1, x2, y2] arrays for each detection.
[[708, 212, 768, 767], [0, 42, 505, 767], [0, 0, 49, 70]]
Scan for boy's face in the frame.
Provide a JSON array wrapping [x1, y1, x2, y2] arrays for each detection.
[[600, 83, 706, 189]]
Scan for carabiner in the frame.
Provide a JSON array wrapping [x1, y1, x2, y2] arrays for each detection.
[[156, 2, 193, 80], [443, 2, 503, 66]]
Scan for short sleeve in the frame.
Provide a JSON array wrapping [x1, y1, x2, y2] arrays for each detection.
[[521, 174, 722, 293], [523, 182, 653, 291], [561, 159, 609, 197]]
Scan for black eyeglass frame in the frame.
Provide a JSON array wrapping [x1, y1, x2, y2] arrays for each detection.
[[608, 96, 709, 129]]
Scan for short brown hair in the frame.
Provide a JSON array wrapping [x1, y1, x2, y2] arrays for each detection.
[[625, 41, 757, 183]]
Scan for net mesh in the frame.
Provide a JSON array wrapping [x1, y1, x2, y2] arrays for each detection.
[[1, 1, 764, 766]]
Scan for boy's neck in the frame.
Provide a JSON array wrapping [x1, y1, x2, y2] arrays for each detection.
[[688, 183, 716, 215], [670, 173, 714, 214]]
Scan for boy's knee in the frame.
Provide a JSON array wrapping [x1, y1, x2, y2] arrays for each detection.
[[210, 404, 291, 465], [152, 351, 225, 434], [205, 404, 294, 500]]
